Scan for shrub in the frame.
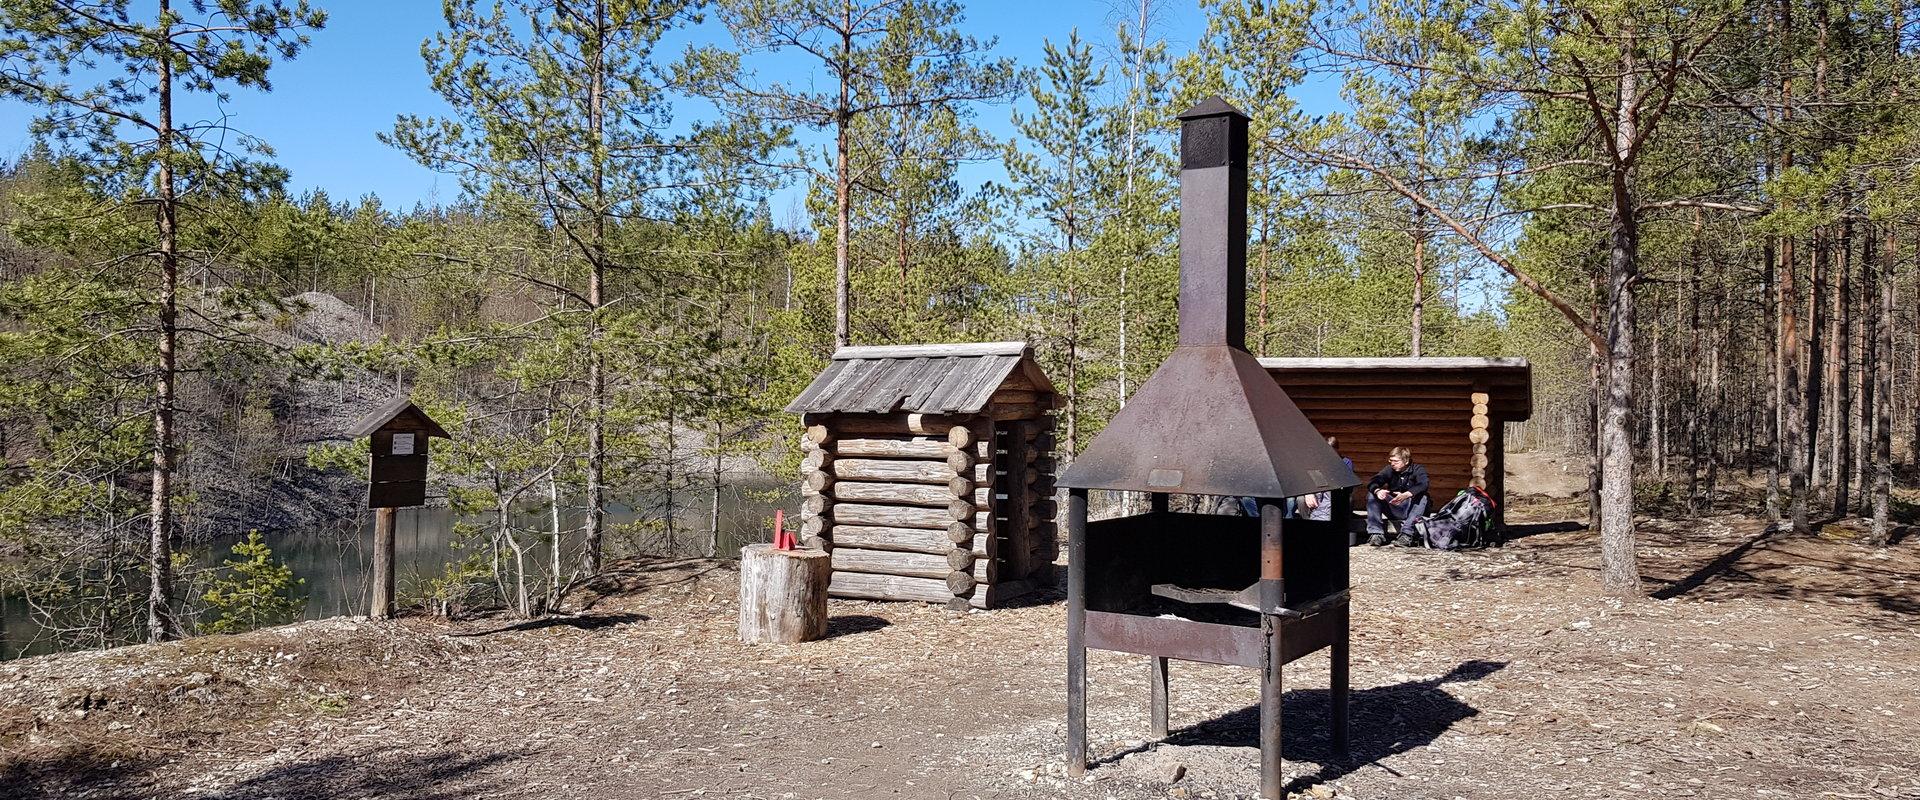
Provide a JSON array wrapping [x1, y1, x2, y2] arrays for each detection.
[[200, 531, 305, 634]]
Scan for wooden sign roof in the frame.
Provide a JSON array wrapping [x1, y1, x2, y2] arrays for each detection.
[[348, 395, 453, 439], [785, 342, 1055, 416]]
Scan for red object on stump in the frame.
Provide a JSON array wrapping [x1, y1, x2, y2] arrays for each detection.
[[772, 510, 797, 550]]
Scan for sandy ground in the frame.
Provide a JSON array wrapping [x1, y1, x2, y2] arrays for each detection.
[[2, 499, 1917, 800]]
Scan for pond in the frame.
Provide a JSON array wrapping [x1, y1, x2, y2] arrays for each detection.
[[0, 479, 793, 660]]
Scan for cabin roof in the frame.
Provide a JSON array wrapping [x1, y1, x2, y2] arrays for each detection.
[[1259, 356, 1533, 421], [348, 395, 452, 438], [1257, 356, 1529, 371], [786, 342, 1054, 415]]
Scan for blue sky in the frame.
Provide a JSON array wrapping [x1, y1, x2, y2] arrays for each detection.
[[0, 1, 1352, 221]]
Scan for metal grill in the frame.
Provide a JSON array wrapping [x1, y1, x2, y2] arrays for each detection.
[[1055, 96, 1362, 800]]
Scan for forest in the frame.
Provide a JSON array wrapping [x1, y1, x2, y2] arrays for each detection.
[[0, 0, 1915, 654]]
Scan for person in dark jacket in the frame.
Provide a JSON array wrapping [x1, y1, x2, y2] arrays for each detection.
[[1366, 446, 1429, 546]]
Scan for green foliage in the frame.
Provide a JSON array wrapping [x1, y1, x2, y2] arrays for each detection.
[[200, 532, 305, 635]]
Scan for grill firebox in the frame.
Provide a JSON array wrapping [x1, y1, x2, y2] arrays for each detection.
[[1056, 97, 1361, 799]]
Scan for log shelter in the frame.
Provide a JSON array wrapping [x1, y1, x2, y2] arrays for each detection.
[[1058, 97, 1361, 800], [785, 342, 1059, 610], [1259, 357, 1532, 529]]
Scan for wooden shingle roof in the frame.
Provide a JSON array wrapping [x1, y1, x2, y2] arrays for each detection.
[[785, 342, 1052, 415]]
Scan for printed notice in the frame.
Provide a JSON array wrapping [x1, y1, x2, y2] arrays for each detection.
[[392, 433, 415, 456]]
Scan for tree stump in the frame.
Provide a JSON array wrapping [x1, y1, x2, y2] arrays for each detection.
[[738, 544, 830, 643]]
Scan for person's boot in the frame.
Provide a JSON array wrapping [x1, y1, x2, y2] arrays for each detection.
[[1367, 532, 1387, 547]]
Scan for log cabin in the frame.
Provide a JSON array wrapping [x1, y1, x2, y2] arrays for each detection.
[[1258, 357, 1533, 529], [785, 342, 1059, 610]]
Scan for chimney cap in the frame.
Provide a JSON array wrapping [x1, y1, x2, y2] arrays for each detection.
[[1176, 95, 1249, 121]]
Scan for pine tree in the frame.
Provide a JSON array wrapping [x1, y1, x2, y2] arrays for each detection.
[[386, 0, 752, 576], [686, 0, 1015, 349], [1005, 31, 1107, 455], [0, 0, 324, 641]]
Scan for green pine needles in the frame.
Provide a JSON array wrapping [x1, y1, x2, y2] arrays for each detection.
[[199, 532, 305, 635]]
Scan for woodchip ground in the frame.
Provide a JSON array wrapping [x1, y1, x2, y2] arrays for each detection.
[[2, 497, 1916, 800]]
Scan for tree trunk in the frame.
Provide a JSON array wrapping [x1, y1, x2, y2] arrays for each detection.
[[583, 0, 608, 576], [1597, 43, 1642, 597], [1650, 313, 1664, 480], [147, 1, 180, 643], [1587, 287, 1604, 530], [1881, 227, 1896, 544], [737, 544, 830, 643], [1871, 226, 1893, 545], [1808, 227, 1826, 494], [1685, 217, 1704, 514], [832, 4, 853, 349], [1831, 216, 1852, 516], [1411, 213, 1426, 358], [1779, 0, 1811, 534]]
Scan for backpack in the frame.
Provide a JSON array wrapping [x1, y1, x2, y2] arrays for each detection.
[[1412, 487, 1501, 550]]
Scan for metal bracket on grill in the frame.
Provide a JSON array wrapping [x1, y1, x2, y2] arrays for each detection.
[[1149, 584, 1351, 619]]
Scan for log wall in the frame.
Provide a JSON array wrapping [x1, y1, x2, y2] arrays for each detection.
[[800, 387, 1056, 609], [1267, 371, 1523, 517]]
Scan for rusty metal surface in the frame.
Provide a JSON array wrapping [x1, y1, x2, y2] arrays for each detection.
[[1081, 604, 1345, 668], [1057, 97, 1356, 498], [785, 343, 1045, 415], [1084, 610, 1263, 668], [1058, 345, 1358, 497], [1066, 488, 1088, 776]]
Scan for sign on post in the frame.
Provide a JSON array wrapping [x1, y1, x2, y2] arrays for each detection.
[[346, 396, 452, 619]]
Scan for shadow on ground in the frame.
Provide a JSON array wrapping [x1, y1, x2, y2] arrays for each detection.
[[452, 611, 648, 637], [1640, 520, 1920, 621], [575, 558, 728, 610], [1094, 660, 1506, 792], [1503, 520, 1585, 541], [201, 748, 520, 800], [0, 744, 518, 800], [0, 746, 161, 800], [822, 614, 890, 639]]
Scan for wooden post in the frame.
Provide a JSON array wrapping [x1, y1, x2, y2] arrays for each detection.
[[371, 506, 396, 619], [738, 544, 830, 643], [1470, 391, 1492, 489]]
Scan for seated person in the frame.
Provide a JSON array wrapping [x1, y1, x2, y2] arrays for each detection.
[[1293, 436, 1350, 522], [1365, 446, 1429, 546]]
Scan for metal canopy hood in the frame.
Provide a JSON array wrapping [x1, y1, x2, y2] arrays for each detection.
[[1057, 97, 1358, 499]]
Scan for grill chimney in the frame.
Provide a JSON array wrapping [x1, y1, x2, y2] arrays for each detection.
[[1176, 97, 1249, 349], [1055, 96, 1357, 500]]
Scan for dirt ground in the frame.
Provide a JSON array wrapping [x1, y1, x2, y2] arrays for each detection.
[[2, 498, 1917, 800]]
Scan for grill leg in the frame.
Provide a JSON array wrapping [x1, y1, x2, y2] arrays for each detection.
[[1260, 613, 1283, 799], [1150, 656, 1169, 739], [1331, 604, 1350, 760], [1066, 489, 1088, 777]]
